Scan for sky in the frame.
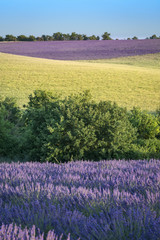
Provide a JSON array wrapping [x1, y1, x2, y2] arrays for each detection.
[[0, 0, 160, 39]]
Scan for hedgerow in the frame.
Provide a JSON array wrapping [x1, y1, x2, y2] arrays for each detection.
[[0, 90, 160, 162]]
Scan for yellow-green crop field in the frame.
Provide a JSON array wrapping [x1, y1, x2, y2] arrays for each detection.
[[0, 52, 160, 111]]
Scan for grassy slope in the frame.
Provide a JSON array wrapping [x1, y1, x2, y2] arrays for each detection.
[[82, 53, 160, 69], [0, 52, 160, 111]]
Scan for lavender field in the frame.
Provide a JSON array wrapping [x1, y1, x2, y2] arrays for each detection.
[[0, 160, 160, 240], [0, 39, 160, 60]]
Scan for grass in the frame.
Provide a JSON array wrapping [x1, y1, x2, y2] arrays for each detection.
[[81, 53, 160, 69], [0, 52, 160, 111]]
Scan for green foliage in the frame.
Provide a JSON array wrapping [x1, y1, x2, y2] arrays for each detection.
[[77, 34, 83, 40], [27, 90, 59, 108], [17, 35, 29, 41], [102, 32, 112, 40], [0, 97, 21, 124], [52, 32, 100, 41], [17, 35, 36, 41], [129, 107, 160, 139], [53, 32, 64, 41], [150, 34, 159, 39], [0, 97, 21, 157], [88, 101, 136, 159], [23, 90, 137, 162], [129, 138, 160, 159], [82, 34, 89, 40], [5, 34, 17, 41], [0, 36, 4, 41], [132, 36, 138, 40], [89, 35, 97, 40], [0, 91, 160, 162], [41, 35, 53, 41], [70, 32, 78, 40], [28, 35, 36, 41]]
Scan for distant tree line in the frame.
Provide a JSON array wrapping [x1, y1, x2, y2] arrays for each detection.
[[0, 90, 160, 162], [0, 32, 106, 41], [127, 35, 160, 40], [0, 32, 159, 42]]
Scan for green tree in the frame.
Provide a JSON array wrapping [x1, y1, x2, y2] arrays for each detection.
[[41, 35, 48, 41], [5, 34, 17, 41], [89, 35, 97, 40], [70, 32, 78, 40], [90, 101, 136, 159], [28, 35, 36, 41], [53, 32, 64, 41], [63, 33, 70, 41], [129, 108, 160, 139], [77, 34, 83, 40], [17, 35, 28, 41], [132, 36, 138, 40], [0, 36, 4, 41], [36, 36, 43, 41], [150, 34, 159, 39], [23, 90, 137, 162], [0, 97, 21, 157], [102, 32, 112, 40], [41, 35, 53, 41], [82, 34, 89, 40]]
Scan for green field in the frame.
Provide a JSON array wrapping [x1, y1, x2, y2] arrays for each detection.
[[0, 52, 160, 111]]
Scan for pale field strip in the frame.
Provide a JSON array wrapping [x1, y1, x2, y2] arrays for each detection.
[[0, 52, 160, 111]]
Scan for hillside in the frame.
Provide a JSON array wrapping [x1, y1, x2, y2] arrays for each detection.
[[0, 39, 160, 60], [0, 52, 160, 111]]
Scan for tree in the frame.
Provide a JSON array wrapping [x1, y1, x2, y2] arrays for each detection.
[[41, 35, 53, 41], [89, 35, 97, 40], [77, 34, 83, 40], [36, 36, 43, 41], [0, 36, 4, 41], [82, 34, 88, 40], [17, 35, 28, 41], [129, 108, 160, 139], [63, 34, 70, 41], [150, 34, 159, 39], [5, 34, 17, 41], [23, 90, 137, 162], [0, 97, 21, 157], [102, 32, 112, 40], [70, 32, 78, 40], [132, 36, 138, 40], [28, 35, 36, 41], [53, 32, 64, 41], [41, 35, 48, 41]]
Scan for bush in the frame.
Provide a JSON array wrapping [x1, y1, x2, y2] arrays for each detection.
[[23, 91, 136, 162], [1, 91, 160, 162], [129, 107, 160, 139], [0, 97, 21, 157]]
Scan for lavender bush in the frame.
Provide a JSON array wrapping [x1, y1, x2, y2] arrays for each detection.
[[0, 160, 160, 239], [0, 224, 71, 240], [0, 39, 160, 60]]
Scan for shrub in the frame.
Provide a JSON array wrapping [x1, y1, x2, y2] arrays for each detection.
[[23, 90, 136, 162], [129, 107, 160, 139], [0, 97, 21, 157], [1, 91, 160, 162]]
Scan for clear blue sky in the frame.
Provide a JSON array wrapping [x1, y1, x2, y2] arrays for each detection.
[[0, 0, 160, 39]]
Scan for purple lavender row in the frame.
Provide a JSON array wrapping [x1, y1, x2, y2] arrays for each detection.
[[0, 160, 160, 239], [0, 224, 72, 240], [0, 39, 160, 60]]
